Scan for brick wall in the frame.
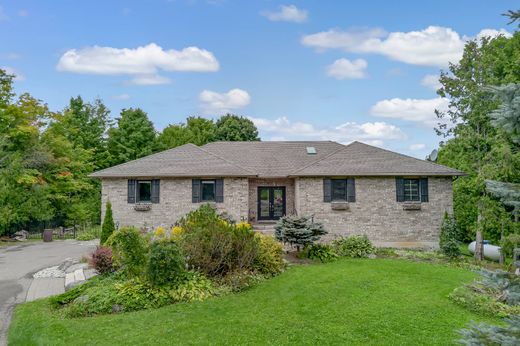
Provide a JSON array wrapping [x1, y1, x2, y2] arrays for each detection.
[[295, 177, 453, 247], [101, 177, 249, 230]]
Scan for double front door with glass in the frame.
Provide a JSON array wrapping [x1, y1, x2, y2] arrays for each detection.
[[257, 187, 286, 220]]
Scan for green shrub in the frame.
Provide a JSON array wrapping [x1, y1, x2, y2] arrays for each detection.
[[147, 240, 185, 286], [274, 215, 327, 250], [375, 248, 398, 257], [61, 272, 214, 317], [332, 235, 375, 258], [305, 244, 338, 263], [449, 286, 520, 318], [500, 233, 520, 258], [439, 212, 461, 259], [107, 227, 148, 277], [458, 315, 520, 345], [100, 201, 115, 245], [176, 204, 226, 231], [253, 233, 285, 275]]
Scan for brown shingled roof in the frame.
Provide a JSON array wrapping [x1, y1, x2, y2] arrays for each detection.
[[90, 141, 464, 178], [89, 143, 256, 178], [289, 141, 464, 177]]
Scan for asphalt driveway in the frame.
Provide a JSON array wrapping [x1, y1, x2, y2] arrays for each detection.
[[0, 240, 97, 345]]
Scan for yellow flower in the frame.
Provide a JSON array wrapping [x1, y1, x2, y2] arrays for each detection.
[[154, 226, 166, 237], [236, 221, 252, 232], [171, 226, 184, 236]]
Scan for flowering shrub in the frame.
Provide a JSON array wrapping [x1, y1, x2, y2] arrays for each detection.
[[332, 235, 375, 258], [171, 226, 184, 237], [154, 226, 166, 238], [254, 233, 285, 274], [147, 240, 185, 286], [107, 227, 149, 277]]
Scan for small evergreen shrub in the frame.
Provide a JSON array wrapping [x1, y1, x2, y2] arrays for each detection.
[[100, 201, 115, 245], [253, 233, 285, 274], [306, 243, 338, 263], [107, 227, 148, 277], [274, 215, 327, 250], [439, 212, 461, 259], [147, 240, 185, 286], [458, 315, 520, 345], [332, 235, 375, 258], [89, 247, 114, 274]]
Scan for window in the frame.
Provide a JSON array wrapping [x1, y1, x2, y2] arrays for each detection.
[[403, 179, 420, 202], [324, 178, 355, 202], [201, 180, 216, 201], [137, 181, 152, 202], [331, 179, 347, 201]]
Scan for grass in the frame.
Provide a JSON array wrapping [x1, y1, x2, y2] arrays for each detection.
[[9, 259, 497, 345]]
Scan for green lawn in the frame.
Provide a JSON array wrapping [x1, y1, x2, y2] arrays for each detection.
[[9, 259, 496, 345]]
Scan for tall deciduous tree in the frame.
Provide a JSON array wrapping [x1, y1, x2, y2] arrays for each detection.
[[436, 33, 520, 242], [108, 108, 156, 165], [215, 114, 259, 141]]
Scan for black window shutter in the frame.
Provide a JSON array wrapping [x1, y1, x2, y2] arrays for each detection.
[[420, 178, 429, 202], [396, 177, 404, 202], [192, 179, 201, 203], [215, 179, 224, 203], [128, 179, 136, 204], [151, 179, 160, 203], [347, 178, 356, 202], [323, 179, 332, 202]]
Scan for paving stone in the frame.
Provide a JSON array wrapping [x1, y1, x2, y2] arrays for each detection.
[[74, 269, 85, 282], [84, 268, 98, 280], [65, 262, 88, 274], [26, 278, 65, 302], [64, 272, 75, 287]]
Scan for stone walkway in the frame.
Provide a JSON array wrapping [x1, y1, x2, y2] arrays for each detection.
[[26, 259, 97, 301]]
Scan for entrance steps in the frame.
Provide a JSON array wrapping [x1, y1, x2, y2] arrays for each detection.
[[252, 221, 277, 235]]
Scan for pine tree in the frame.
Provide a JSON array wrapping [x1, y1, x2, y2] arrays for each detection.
[[100, 200, 115, 245], [458, 315, 520, 345], [275, 215, 327, 251], [439, 212, 461, 259], [486, 83, 520, 144]]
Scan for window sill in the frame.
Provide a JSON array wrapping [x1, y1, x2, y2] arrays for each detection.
[[331, 201, 350, 211], [134, 203, 152, 211], [401, 202, 421, 210]]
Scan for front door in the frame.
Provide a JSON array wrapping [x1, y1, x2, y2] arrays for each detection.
[[257, 187, 286, 220]]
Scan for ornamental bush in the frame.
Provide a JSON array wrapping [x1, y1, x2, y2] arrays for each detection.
[[306, 243, 338, 263], [332, 235, 375, 258], [254, 233, 285, 275], [274, 215, 327, 250], [89, 247, 114, 274], [107, 227, 148, 277], [458, 315, 520, 345], [100, 200, 115, 245], [147, 240, 185, 286], [439, 212, 461, 259]]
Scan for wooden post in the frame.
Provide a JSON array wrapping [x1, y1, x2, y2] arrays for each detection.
[[475, 201, 484, 261]]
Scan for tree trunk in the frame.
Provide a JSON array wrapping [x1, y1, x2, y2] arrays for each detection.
[[475, 201, 484, 261]]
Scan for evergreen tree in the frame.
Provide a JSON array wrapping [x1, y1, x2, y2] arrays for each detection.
[[215, 114, 260, 141], [275, 215, 327, 251], [107, 108, 156, 165], [458, 315, 520, 345], [100, 200, 115, 244], [487, 83, 520, 144], [439, 212, 462, 259]]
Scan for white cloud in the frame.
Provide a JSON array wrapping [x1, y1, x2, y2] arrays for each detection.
[[421, 74, 442, 91], [261, 5, 308, 23], [409, 143, 426, 151], [57, 43, 219, 84], [249, 116, 406, 145], [302, 26, 511, 67], [112, 93, 130, 100], [475, 28, 512, 41], [326, 58, 367, 80], [370, 97, 449, 126], [199, 88, 251, 114], [2, 66, 25, 81], [127, 74, 171, 85]]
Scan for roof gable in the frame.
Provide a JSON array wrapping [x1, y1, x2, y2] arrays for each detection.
[[290, 141, 464, 176]]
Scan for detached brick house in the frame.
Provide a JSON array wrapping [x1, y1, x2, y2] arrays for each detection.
[[90, 141, 464, 247]]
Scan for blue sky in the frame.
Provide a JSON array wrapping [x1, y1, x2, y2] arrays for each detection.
[[0, 0, 516, 158]]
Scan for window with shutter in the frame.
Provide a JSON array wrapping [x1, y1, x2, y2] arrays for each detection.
[[215, 179, 224, 203], [128, 179, 136, 204], [420, 178, 429, 202], [151, 179, 160, 203], [201, 180, 216, 201], [323, 179, 331, 202], [192, 179, 201, 203], [326, 178, 356, 202]]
